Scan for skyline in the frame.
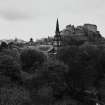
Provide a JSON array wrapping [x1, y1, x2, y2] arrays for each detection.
[[0, 0, 104, 41]]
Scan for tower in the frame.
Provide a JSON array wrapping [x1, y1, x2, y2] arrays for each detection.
[[53, 19, 62, 51], [29, 37, 34, 45]]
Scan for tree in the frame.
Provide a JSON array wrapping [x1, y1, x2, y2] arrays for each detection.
[[0, 85, 31, 105], [57, 44, 100, 90], [97, 75, 105, 103], [0, 41, 8, 50], [62, 36, 85, 46], [0, 48, 20, 62], [20, 48, 46, 73], [47, 60, 69, 99], [0, 55, 21, 83]]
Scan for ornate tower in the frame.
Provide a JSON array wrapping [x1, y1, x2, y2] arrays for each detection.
[[53, 19, 62, 51]]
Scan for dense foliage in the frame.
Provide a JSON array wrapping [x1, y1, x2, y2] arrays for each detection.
[[20, 48, 46, 73], [0, 38, 105, 105]]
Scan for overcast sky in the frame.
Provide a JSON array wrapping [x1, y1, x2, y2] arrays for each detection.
[[0, 0, 104, 41]]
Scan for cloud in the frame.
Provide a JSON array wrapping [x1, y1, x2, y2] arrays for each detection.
[[0, 0, 35, 21], [0, 0, 104, 21], [0, 10, 32, 20]]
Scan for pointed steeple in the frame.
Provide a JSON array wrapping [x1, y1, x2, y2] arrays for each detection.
[[55, 18, 60, 34]]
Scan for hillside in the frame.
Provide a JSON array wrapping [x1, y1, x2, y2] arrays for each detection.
[[0, 23, 105, 105]]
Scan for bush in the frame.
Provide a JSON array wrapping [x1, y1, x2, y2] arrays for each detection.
[[20, 48, 46, 73], [0, 55, 21, 83], [47, 60, 69, 99], [57, 46, 80, 71], [23, 60, 69, 104], [62, 36, 85, 46], [56, 45, 100, 90], [0, 75, 11, 87], [0, 48, 20, 62], [97, 76, 105, 103], [22, 63, 48, 90], [0, 85, 31, 105], [0, 41, 8, 50]]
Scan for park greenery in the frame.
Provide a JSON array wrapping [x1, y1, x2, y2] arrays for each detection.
[[0, 26, 105, 105]]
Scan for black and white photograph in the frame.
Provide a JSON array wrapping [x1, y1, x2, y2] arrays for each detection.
[[0, 0, 105, 105]]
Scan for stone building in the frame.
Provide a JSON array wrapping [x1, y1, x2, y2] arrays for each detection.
[[84, 24, 97, 33], [53, 19, 62, 51]]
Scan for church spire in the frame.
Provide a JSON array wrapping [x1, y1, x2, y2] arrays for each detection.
[[55, 18, 60, 34], [53, 18, 62, 50]]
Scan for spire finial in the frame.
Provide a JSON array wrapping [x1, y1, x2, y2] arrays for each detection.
[[56, 18, 60, 33]]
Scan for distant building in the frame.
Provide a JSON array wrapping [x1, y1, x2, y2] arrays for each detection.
[[29, 38, 34, 45], [53, 19, 62, 51], [66, 24, 75, 33], [84, 24, 97, 33], [47, 19, 63, 57], [60, 24, 75, 36]]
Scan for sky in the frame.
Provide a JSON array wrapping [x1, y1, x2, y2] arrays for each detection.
[[0, 0, 104, 41]]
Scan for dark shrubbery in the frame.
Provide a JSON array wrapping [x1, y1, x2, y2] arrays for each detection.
[[0, 41, 105, 105], [57, 44, 105, 90], [46, 60, 69, 99], [24, 60, 69, 105], [0, 42, 8, 50], [0, 55, 21, 83], [0, 85, 31, 105], [20, 48, 46, 73], [62, 36, 85, 46], [0, 48, 20, 62]]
